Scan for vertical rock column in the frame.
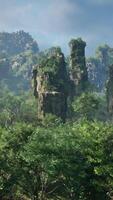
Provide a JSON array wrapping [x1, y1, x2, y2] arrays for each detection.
[[106, 64, 113, 117], [33, 47, 68, 121], [69, 38, 88, 96]]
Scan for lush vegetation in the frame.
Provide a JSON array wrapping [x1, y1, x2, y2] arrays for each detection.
[[0, 31, 39, 92], [0, 84, 112, 200], [0, 31, 113, 200], [0, 117, 113, 200]]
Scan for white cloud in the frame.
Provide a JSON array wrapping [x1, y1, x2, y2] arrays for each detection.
[[0, 0, 112, 55], [34, 0, 82, 34], [0, 0, 81, 34], [0, 2, 33, 31]]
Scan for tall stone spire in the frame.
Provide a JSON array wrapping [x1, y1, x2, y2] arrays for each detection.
[[33, 47, 68, 121], [106, 64, 113, 117], [69, 38, 88, 96]]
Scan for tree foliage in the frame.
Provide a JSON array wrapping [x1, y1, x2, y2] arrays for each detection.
[[0, 121, 113, 199], [0, 33, 113, 200]]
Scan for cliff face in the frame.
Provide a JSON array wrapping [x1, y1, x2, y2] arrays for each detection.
[[69, 38, 88, 96], [87, 45, 113, 92], [106, 65, 113, 116], [0, 31, 39, 93], [33, 39, 88, 121], [33, 47, 68, 121]]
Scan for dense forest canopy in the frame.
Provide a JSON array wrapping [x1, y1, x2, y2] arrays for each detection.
[[0, 31, 39, 56], [0, 31, 113, 200]]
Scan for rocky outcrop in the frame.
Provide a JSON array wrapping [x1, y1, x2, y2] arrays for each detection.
[[0, 31, 39, 56], [33, 47, 68, 121], [106, 64, 113, 116], [87, 45, 113, 92], [33, 39, 88, 121], [69, 38, 88, 96]]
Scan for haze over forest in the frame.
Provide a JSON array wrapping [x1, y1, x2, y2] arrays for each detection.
[[0, 0, 113, 55]]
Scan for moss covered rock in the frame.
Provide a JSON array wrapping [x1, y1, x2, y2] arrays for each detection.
[[69, 38, 88, 96], [33, 47, 68, 121], [106, 64, 113, 116]]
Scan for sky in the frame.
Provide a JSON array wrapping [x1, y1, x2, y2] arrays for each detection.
[[0, 0, 113, 56]]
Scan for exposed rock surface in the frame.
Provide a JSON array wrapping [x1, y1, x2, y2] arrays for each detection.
[[33, 39, 89, 121], [0, 31, 39, 92], [69, 38, 88, 96], [106, 64, 113, 116], [87, 45, 113, 92], [33, 47, 68, 121]]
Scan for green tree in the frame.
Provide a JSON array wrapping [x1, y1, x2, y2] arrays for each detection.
[[0, 123, 34, 199], [0, 86, 38, 127], [72, 93, 100, 120]]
